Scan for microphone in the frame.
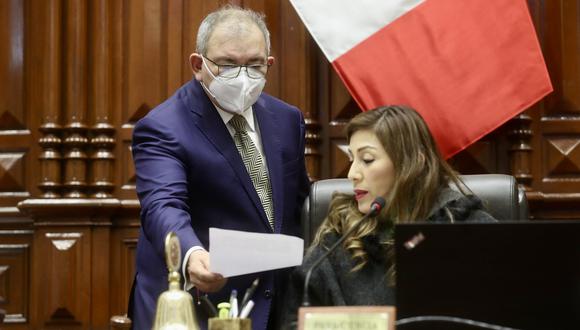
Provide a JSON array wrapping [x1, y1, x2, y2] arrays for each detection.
[[301, 197, 386, 307]]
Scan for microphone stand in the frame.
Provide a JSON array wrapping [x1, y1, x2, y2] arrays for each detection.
[[301, 197, 386, 307]]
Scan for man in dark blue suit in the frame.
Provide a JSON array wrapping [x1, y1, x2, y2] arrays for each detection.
[[128, 5, 310, 330]]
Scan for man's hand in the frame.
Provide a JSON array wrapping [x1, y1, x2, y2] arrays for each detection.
[[187, 250, 226, 292]]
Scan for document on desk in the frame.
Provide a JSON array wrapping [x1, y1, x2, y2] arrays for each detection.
[[209, 227, 304, 278]]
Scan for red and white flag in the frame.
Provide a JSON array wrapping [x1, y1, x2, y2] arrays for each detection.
[[289, 0, 552, 158]]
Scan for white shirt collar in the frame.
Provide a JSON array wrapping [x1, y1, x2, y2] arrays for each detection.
[[215, 106, 256, 132]]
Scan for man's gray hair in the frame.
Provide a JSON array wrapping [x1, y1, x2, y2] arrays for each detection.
[[196, 5, 271, 56]]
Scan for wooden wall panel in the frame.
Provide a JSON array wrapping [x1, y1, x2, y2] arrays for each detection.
[[525, 0, 580, 218], [62, 0, 89, 198], [109, 221, 139, 318], [537, 0, 580, 189], [117, 0, 185, 200], [30, 0, 63, 199], [123, 0, 178, 125], [89, 0, 115, 199], [0, 231, 30, 326], [319, 61, 358, 178], [15, 201, 119, 330], [0, 207, 32, 329], [0, 0, 24, 129], [0, 0, 32, 207], [0, 0, 578, 328], [32, 230, 90, 327]]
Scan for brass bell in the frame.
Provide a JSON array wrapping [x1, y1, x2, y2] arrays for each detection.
[[152, 232, 200, 330]]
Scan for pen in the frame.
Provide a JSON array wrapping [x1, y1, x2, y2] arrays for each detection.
[[199, 294, 218, 318], [240, 278, 259, 311], [229, 289, 238, 318], [239, 300, 255, 319]]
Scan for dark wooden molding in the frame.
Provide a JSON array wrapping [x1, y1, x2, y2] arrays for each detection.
[[17, 198, 121, 219]]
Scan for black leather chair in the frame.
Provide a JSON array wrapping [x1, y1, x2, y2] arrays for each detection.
[[301, 174, 529, 246]]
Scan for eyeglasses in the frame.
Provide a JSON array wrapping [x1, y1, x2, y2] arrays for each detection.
[[203, 56, 269, 79]]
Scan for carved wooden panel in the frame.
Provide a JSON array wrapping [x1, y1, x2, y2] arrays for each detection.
[[0, 0, 578, 329], [32, 229, 90, 328], [529, 0, 580, 198], [91, 226, 111, 328], [275, 0, 320, 180], [0, 0, 24, 129], [29, 0, 63, 199], [0, 240, 30, 325], [109, 222, 139, 317], [14, 200, 120, 329], [449, 129, 510, 176], [324, 67, 363, 178], [0, 0, 33, 207], [114, 0, 192, 199], [0, 153, 27, 193], [121, 0, 184, 126], [88, 0, 116, 199], [329, 140, 350, 179]]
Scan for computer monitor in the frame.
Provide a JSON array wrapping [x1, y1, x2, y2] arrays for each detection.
[[394, 221, 580, 330]]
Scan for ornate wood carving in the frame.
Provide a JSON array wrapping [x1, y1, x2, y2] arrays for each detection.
[[0, 244, 29, 324], [89, 0, 116, 199], [522, 0, 580, 217], [0, 0, 33, 207], [38, 228, 88, 326], [32, 0, 64, 200], [45, 232, 82, 251], [304, 118, 322, 181], [90, 125, 116, 198], [0, 225, 31, 325], [62, 126, 89, 198], [18, 199, 119, 329], [62, 0, 89, 198], [38, 125, 63, 198], [0, 1, 578, 329], [508, 114, 533, 190]]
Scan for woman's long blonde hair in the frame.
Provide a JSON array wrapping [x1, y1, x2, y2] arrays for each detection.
[[312, 105, 466, 274]]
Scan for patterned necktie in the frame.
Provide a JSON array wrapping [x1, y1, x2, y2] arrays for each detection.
[[229, 115, 274, 229]]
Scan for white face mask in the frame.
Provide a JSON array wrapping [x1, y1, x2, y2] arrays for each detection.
[[201, 57, 266, 114]]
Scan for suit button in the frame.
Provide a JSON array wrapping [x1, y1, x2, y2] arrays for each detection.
[[264, 289, 273, 299]]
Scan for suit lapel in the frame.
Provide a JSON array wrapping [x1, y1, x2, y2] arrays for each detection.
[[186, 80, 270, 230], [254, 100, 284, 233]]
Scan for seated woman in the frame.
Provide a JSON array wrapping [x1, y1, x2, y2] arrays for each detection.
[[281, 105, 496, 327]]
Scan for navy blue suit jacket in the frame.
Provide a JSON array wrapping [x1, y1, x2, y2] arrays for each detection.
[[129, 79, 310, 329]]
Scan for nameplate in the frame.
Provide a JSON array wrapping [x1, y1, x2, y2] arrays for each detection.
[[298, 306, 395, 330]]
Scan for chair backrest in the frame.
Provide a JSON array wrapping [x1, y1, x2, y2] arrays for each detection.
[[301, 174, 529, 246]]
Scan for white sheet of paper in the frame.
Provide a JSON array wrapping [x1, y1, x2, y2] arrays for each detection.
[[209, 227, 304, 278]]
